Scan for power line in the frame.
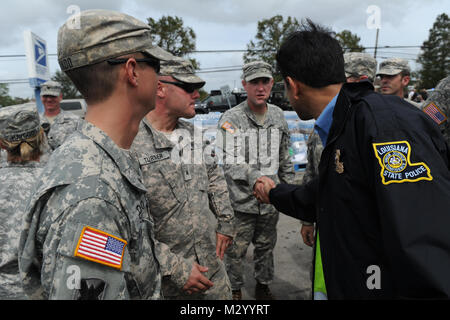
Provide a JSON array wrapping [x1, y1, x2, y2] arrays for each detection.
[[0, 46, 427, 58]]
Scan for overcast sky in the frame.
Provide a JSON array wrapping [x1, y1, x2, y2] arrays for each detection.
[[0, 0, 448, 99]]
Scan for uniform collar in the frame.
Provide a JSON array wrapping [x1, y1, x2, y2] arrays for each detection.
[[78, 120, 146, 191], [242, 100, 273, 127], [142, 118, 176, 150]]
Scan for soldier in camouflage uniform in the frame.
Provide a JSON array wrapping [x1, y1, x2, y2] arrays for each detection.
[[0, 104, 44, 299], [421, 76, 450, 147], [217, 61, 295, 300], [18, 9, 173, 300], [300, 52, 378, 248], [131, 57, 234, 300], [377, 58, 421, 108], [39, 80, 80, 153]]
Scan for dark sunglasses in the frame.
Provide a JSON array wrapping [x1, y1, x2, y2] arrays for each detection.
[[107, 57, 160, 73], [159, 80, 199, 94]]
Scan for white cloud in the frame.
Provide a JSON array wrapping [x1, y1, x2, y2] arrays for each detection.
[[0, 0, 448, 97]]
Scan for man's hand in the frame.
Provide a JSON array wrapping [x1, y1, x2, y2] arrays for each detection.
[[301, 224, 315, 247], [183, 263, 214, 295], [253, 176, 276, 204], [216, 233, 232, 260]]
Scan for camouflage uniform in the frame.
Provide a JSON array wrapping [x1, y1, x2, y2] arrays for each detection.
[[0, 104, 43, 300], [421, 76, 450, 146], [131, 58, 233, 299], [132, 119, 234, 299], [40, 110, 80, 151], [0, 162, 42, 300], [38, 80, 80, 162], [17, 9, 172, 300], [217, 61, 295, 291]]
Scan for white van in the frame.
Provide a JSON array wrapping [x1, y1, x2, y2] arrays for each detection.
[[60, 99, 87, 118]]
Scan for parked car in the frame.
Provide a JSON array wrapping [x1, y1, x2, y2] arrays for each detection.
[[60, 99, 87, 118], [198, 89, 247, 113]]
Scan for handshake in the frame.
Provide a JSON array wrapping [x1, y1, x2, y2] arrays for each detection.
[[253, 176, 277, 204]]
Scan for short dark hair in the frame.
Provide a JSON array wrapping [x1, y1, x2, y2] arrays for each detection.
[[65, 60, 120, 105], [276, 19, 346, 88]]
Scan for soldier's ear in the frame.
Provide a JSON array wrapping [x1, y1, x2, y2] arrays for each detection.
[[286, 76, 301, 99], [156, 80, 165, 99]]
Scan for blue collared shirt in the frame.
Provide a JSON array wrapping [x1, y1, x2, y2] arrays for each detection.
[[314, 93, 339, 146]]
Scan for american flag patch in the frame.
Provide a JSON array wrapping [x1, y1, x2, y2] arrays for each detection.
[[423, 102, 447, 125], [74, 227, 127, 270], [221, 121, 236, 134]]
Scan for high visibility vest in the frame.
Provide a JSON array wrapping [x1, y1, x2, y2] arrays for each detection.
[[313, 232, 328, 300]]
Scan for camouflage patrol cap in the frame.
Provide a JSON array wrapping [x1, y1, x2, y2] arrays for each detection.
[[40, 80, 62, 97], [57, 9, 173, 72], [160, 57, 205, 87], [344, 52, 377, 81], [422, 76, 450, 115], [377, 58, 411, 76], [0, 103, 40, 142], [242, 60, 273, 82]]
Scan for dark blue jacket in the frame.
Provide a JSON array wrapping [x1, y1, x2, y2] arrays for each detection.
[[270, 82, 450, 299]]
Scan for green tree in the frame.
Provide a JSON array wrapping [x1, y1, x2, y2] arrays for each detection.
[[417, 13, 450, 89], [52, 70, 82, 99], [335, 30, 365, 53], [244, 15, 301, 82], [147, 15, 199, 69], [0, 83, 30, 107]]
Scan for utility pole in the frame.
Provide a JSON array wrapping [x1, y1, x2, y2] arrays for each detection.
[[374, 28, 379, 59]]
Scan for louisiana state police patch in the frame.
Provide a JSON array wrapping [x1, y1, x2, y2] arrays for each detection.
[[373, 141, 432, 185]]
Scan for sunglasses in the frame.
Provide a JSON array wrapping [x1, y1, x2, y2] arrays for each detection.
[[159, 80, 199, 94], [107, 57, 160, 73]]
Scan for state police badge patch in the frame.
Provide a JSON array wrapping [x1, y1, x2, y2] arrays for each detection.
[[372, 141, 433, 185]]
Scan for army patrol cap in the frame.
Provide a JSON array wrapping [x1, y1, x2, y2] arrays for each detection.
[[377, 58, 411, 76], [0, 103, 40, 142], [57, 9, 173, 72], [160, 57, 205, 87], [344, 52, 377, 81], [40, 80, 62, 97], [242, 60, 273, 82]]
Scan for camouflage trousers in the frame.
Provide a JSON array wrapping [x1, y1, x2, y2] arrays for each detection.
[[225, 210, 279, 290], [163, 258, 232, 300]]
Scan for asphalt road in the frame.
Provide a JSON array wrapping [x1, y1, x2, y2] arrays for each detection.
[[239, 171, 314, 300]]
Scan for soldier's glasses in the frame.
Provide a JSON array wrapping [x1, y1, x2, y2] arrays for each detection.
[[159, 80, 199, 94], [107, 57, 160, 73]]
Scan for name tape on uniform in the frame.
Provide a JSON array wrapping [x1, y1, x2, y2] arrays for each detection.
[[139, 151, 170, 165], [74, 226, 127, 270], [372, 140, 432, 185]]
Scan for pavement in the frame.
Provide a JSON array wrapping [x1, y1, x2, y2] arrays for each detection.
[[239, 171, 314, 300]]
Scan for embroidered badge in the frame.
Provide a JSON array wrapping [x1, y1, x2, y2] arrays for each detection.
[[373, 141, 433, 185], [335, 149, 344, 174], [422, 102, 447, 125], [221, 121, 236, 134], [74, 226, 127, 270]]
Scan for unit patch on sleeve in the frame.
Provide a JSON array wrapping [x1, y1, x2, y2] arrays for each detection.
[[422, 102, 447, 125], [372, 141, 432, 185], [221, 121, 236, 134], [74, 226, 127, 270]]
